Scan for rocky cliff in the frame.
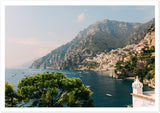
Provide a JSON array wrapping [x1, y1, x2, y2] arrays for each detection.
[[30, 18, 155, 69]]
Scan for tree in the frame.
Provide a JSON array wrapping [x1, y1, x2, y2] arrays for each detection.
[[130, 56, 137, 67], [17, 71, 93, 107], [146, 70, 155, 80], [133, 67, 148, 82], [150, 46, 155, 52], [115, 60, 123, 70], [5, 81, 17, 107]]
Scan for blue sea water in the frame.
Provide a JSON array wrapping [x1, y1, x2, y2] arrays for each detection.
[[5, 68, 153, 107]]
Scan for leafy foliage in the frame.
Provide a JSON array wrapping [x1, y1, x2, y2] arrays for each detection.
[[17, 71, 93, 107], [5, 81, 18, 107], [115, 46, 155, 81]]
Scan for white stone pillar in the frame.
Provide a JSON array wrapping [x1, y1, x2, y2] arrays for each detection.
[[132, 76, 143, 94]]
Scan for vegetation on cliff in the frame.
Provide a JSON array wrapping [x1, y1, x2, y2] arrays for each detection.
[[115, 26, 155, 83], [5, 81, 18, 107], [115, 46, 155, 81]]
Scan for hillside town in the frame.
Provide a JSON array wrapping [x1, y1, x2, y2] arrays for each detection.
[[85, 42, 151, 71], [85, 26, 154, 70], [83, 26, 155, 88]]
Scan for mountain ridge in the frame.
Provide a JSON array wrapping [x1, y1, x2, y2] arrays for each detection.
[[30, 18, 155, 70]]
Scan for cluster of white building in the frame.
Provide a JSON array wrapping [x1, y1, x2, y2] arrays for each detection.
[[86, 41, 150, 71], [85, 43, 144, 70]]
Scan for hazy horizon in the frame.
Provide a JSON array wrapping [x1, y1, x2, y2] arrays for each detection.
[[5, 6, 155, 68]]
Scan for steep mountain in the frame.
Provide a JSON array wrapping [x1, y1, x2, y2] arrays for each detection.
[[30, 18, 155, 69], [142, 25, 155, 47], [85, 25, 155, 71]]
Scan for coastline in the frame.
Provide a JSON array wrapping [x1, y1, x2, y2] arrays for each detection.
[[28, 67, 155, 89]]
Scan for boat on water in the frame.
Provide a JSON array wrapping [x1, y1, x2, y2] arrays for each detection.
[[84, 71, 89, 74], [78, 72, 82, 74], [106, 94, 112, 96], [12, 74, 16, 77], [24, 75, 30, 77], [86, 85, 90, 88]]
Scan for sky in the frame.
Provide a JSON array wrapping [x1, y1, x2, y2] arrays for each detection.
[[5, 6, 155, 68]]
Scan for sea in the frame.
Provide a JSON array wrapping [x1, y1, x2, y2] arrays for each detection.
[[5, 68, 154, 107]]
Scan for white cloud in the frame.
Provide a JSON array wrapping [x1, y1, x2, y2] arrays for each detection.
[[77, 12, 85, 22]]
